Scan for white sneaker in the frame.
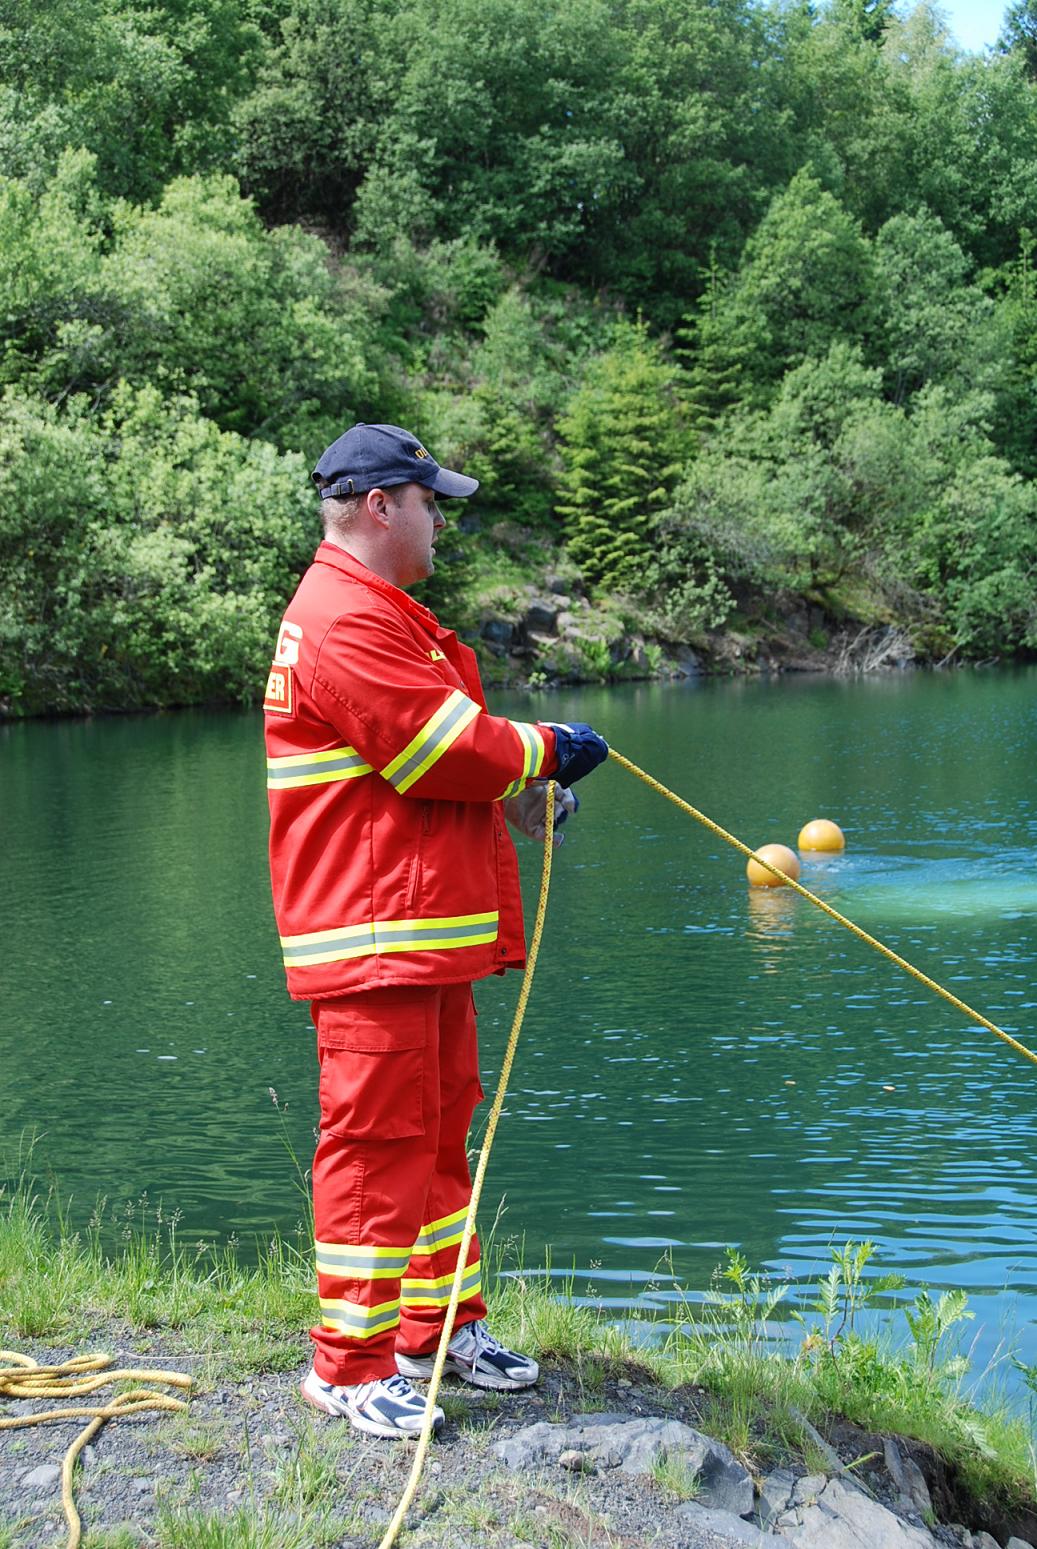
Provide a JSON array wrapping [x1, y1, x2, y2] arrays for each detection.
[[396, 1320, 539, 1391], [300, 1366, 444, 1438]]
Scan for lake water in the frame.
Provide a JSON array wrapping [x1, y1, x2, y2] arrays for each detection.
[[3, 668, 1036, 1392]]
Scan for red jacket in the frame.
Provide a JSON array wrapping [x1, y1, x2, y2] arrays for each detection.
[[264, 543, 557, 1000]]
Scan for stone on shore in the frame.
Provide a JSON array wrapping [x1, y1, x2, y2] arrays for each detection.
[[19, 1464, 61, 1493], [770, 1473, 940, 1548], [494, 1412, 754, 1516], [884, 1436, 934, 1519]]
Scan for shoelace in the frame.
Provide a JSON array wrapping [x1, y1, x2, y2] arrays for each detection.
[[341, 1373, 419, 1407], [452, 1322, 503, 1368], [381, 1374, 421, 1401]]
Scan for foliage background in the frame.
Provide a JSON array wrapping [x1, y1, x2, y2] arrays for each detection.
[[3, 0, 1037, 712]]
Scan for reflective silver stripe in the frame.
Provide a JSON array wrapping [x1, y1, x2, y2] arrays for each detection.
[[381, 690, 481, 794], [316, 1244, 412, 1279], [402, 1260, 482, 1307], [281, 912, 499, 969], [319, 1297, 401, 1338], [267, 745, 373, 789], [413, 1206, 468, 1254]]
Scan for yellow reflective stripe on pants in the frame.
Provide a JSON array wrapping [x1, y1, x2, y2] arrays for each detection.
[[381, 689, 481, 794], [267, 745, 373, 789], [402, 1259, 481, 1307], [315, 1240, 412, 1279], [499, 721, 547, 799], [412, 1206, 468, 1255], [281, 912, 499, 969], [319, 1296, 401, 1338]]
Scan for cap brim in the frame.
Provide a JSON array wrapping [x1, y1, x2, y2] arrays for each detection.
[[429, 466, 479, 498]]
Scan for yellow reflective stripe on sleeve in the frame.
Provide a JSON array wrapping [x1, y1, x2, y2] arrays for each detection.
[[498, 721, 547, 799], [315, 1240, 412, 1279], [267, 745, 373, 789], [319, 1296, 401, 1338], [281, 912, 499, 969], [381, 689, 481, 794], [412, 1206, 469, 1255], [401, 1259, 482, 1307]]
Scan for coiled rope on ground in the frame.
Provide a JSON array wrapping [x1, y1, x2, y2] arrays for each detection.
[[0, 1351, 191, 1549]]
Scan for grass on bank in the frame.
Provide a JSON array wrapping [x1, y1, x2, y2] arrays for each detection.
[[1, 1175, 1035, 1530]]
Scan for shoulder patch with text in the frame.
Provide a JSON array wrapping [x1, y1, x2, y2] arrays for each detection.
[[264, 664, 294, 715]]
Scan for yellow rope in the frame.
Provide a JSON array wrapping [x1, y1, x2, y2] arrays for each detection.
[[0, 1350, 191, 1549], [377, 781, 557, 1549], [608, 746, 1037, 1069]]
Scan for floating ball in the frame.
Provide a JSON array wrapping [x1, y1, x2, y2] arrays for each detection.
[[798, 818, 846, 853], [746, 843, 801, 888]]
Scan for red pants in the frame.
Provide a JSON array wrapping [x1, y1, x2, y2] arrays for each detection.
[[310, 982, 488, 1384]]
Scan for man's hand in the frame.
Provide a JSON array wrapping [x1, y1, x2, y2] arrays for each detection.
[[545, 722, 609, 786], [504, 783, 578, 846]]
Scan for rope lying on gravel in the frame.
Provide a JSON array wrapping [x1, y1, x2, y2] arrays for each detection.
[[0, 1349, 192, 1549]]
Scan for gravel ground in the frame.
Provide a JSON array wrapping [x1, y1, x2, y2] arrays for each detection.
[[1, 1324, 792, 1549]]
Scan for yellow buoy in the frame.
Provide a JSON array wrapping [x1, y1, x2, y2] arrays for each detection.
[[798, 818, 845, 853], [746, 843, 801, 887]]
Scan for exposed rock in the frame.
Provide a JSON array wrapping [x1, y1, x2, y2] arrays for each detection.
[[971, 1536, 1002, 1549], [677, 1500, 779, 1543], [791, 1474, 827, 1507], [670, 646, 702, 677], [20, 1463, 61, 1492], [773, 1474, 939, 1548], [885, 1436, 933, 1518], [1007, 1537, 1036, 1549], [524, 599, 561, 634], [480, 618, 518, 649], [494, 1412, 753, 1515], [757, 1467, 797, 1526], [786, 1408, 843, 1474]]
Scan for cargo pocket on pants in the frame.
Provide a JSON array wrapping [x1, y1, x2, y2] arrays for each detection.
[[315, 991, 432, 1140]]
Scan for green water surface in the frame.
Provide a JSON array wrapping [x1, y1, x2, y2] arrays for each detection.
[[3, 668, 1036, 1384]]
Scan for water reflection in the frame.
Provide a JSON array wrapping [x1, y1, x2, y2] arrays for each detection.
[[745, 887, 799, 958]]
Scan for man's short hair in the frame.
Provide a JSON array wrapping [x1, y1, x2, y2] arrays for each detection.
[[318, 482, 365, 535]]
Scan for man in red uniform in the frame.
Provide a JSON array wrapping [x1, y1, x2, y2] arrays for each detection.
[[264, 423, 609, 1438]]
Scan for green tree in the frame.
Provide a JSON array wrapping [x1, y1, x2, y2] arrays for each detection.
[[0, 384, 314, 715], [709, 169, 875, 399], [871, 209, 998, 404], [0, 0, 260, 198], [999, 0, 1037, 80], [990, 236, 1037, 478], [0, 161, 387, 452], [556, 321, 685, 590]]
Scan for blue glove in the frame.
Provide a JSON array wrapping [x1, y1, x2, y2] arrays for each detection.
[[545, 722, 609, 786]]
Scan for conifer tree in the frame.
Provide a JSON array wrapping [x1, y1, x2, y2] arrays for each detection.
[[674, 252, 748, 432], [556, 320, 686, 591]]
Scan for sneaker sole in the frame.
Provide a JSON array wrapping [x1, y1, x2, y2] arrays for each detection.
[[396, 1353, 538, 1391], [299, 1379, 442, 1439]]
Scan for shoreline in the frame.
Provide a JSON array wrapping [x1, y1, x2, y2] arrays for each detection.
[[2, 1185, 1035, 1549], [2, 640, 1031, 727]]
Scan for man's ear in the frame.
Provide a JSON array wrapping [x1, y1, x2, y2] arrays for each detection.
[[365, 487, 393, 529]]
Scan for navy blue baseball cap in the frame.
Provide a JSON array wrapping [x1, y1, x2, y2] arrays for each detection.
[[312, 423, 479, 499]]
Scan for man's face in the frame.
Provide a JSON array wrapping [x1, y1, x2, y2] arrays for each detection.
[[384, 482, 446, 588]]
